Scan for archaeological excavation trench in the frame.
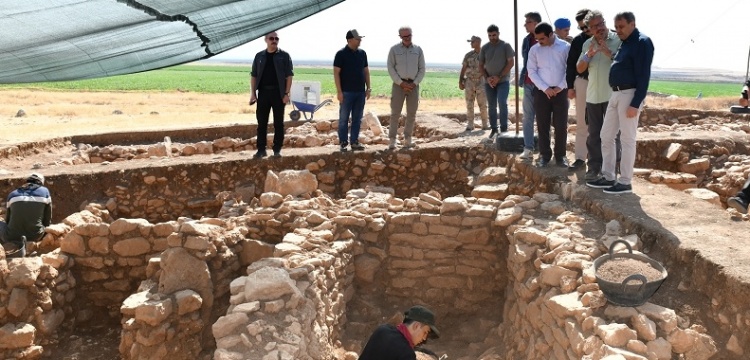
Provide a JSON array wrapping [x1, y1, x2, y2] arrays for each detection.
[[0, 109, 749, 360]]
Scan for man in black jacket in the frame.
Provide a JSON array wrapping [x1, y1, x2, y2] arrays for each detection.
[[359, 305, 440, 360], [249, 31, 294, 158], [1, 173, 52, 257]]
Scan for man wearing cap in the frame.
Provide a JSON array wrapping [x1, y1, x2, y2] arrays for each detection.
[[359, 305, 439, 359], [0, 173, 52, 257], [479, 24, 515, 139], [554, 18, 574, 43], [249, 31, 294, 159], [387, 26, 425, 150], [334, 29, 371, 152], [459, 36, 489, 132]]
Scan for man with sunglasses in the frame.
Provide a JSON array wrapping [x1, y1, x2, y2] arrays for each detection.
[[577, 11, 623, 182], [387, 26, 425, 150], [565, 9, 592, 172], [358, 305, 440, 359], [249, 31, 294, 158]]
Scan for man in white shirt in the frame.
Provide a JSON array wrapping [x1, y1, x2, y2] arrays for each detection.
[[527, 22, 571, 167]]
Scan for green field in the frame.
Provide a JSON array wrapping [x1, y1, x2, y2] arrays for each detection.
[[0, 65, 740, 98]]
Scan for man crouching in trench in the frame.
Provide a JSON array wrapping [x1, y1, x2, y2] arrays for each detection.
[[358, 305, 441, 360]]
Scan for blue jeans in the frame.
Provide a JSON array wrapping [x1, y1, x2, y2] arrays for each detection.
[[338, 91, 366, 144], [522, 82, 536, 150], [484, 81, 510, 132]]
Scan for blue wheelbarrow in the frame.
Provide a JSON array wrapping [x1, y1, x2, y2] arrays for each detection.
[[289, 99, 332, 121]]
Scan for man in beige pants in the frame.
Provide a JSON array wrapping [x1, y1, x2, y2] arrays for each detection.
[[387, 26, 426, 149], [459, 36, 489, 131]]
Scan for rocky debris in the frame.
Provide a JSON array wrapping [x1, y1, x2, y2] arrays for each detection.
[[15, 109, 26, 117]]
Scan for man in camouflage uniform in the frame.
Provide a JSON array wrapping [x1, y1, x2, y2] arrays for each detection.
[[459, 36, 489, 131]]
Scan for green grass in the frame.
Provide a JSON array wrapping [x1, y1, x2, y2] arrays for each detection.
[[0, 64, 740, 99]]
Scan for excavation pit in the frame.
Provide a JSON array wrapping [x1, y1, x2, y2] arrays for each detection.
[[0, 108, 749, 360]]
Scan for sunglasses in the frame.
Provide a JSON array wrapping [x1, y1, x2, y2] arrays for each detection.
[[578, 26, 588, 31], [400, 35, 412, 39], [267, 37, 279, 41]]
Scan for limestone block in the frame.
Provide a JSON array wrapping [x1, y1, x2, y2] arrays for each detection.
[[354, 254, 381, 283], [466, 204, 496, 218], [43, 223, 70, 236], [540, 265, 578, 287], [364, 111, 384, 136], [264, 299, 284, 313], [333, 216, 366, 228], [62, 210, 101, 228], [61, 232, 86, 257], [541, 201, 565, 215], [110, 218, 150, 236], [6, 257, 43, 288], [8, 288, 28, 317], [265, 169, 318, 197], [388, 233, 461, 250], [441, 196, 469, 214], [604, 306, 639, 321], [683, 188, 721, 207], [472, 184, 508, 200], [510, 243, 537, 264], [232, 302, 261, 314], [180, 221, 221, 236], [175, 290, 203, 315], [545, 292, 586, 319], [244, 267, 300, 302], [598, 345, 647, 360], [726, 334, 744, 356], [158, 247, 212, 304], [636, 303, 677, 333], [514, 227, 548, 245], [260, 192, 284, 208], [135, 298, 173, 326], [74, 223, 109, 237], [113, 237, 151, 257], [0, 323, 36, 349], [596, 323, 637, 347], [239, 239, 274, 267], [184, 235, 209, 251], [213, 312, 249, 339], [88, 236, 109, 255], [533, 192, 560, 203], [38, 309, 65, 334], [646, 338, 672, 360], [581, 291, 607, 309], [626, 339, 647, 355], [632, 314, 657, 342], [477, 167, 508, 185], [678, 158, 710, 174], [664, 143, 682, 161], [153, 222, 179, 237], [77, 257, 105, 269]]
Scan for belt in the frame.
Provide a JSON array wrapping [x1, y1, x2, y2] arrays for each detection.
[[400, 78, 414, 83], [577, 75, 589, 80], [611, 84, 635, 91], [260, 86, 279, 91]]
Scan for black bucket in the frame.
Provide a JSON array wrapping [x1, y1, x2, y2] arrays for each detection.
[[495, 132, 536, 152], [594, 240, 668, 307]]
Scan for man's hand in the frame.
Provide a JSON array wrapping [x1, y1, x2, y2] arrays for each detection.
[[626, 106, 639, 118], [459, 80, 465, 90], [282, 94, 289, 104], [366, 89, 371, 100], [249, 94, 257, 106], [567, 89, 576, 99], [543, 87, 556, 99], [740, 97, 749, 107], [337, 92, 344, 103]]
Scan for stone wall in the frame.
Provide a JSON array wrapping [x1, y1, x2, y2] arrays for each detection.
[[0, 251, 75, 359]]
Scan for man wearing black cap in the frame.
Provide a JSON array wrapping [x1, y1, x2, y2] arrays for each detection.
[[359, 305, 440, 359], [334, 29, 371, 152], [0, 173, 52, 257]]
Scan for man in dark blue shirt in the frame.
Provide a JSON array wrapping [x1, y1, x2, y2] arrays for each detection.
[[586, 11, 653, 194], [1, 173, 52, 257], [334, 29, 371, 152], [359, 305, 440, 360]]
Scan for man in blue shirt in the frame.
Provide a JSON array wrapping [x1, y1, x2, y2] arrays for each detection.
[[586, 11, 654, 194], [334, 29, 371, 152], [1, 173, 52, 257]]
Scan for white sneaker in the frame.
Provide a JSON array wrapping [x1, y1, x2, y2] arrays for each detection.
[[388, 140, 397, 150], [520, 148, 532, 159]]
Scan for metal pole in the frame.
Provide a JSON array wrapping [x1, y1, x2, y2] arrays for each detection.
[[745, 45, 750, 81], [514, 0, 520, 134]]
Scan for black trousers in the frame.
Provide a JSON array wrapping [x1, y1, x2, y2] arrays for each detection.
[[534, 89, 569, 161], [256, 88, 286, 153], [737, 177, 750, 201], [586, 101, 621, 171]]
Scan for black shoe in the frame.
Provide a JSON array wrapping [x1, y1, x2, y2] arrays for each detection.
[[586, 177, 616, 189], [584, 168, 600, 181], [556, 157, 570, 167], [538, 158, 550, 167], [272, 151, 282, 158], [603, 182, 633, 194], [728, 196, 749, 214], [351, 143, 365, 151], [340, 142, 349, 152], [500, 128, 508, 133], [568, 159, 586, 171], [253, 151, 267, 159], [488, 130, 498, 139]]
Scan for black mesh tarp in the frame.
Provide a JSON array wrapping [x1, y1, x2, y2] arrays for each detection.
[[0, 0, 344, 83]]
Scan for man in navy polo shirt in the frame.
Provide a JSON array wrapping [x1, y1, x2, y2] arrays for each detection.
[[334, 29, 371, 152]]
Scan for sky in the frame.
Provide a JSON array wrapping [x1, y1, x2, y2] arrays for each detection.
[[214, 0, 749, 74]]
